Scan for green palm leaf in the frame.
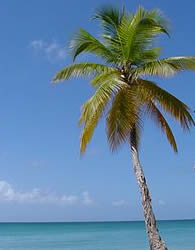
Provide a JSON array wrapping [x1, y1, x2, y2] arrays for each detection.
[[80, 78, 126, 153], [133, 56, 195, 77], [70, 28, 117, 63], [91, 70, 120, 87], [136, 79, 195, 129], [146, 102, 178, 152], [106, 87, 140, 151], [116, 7, 168, 64], [53, 63, 115, 82], [93, 6, 123, 36]]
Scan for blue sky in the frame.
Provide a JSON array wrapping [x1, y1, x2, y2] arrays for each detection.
[[0, 0, 194, 222]]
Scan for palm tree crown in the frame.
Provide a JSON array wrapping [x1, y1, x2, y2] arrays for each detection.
[[53, 6, 195, 154]]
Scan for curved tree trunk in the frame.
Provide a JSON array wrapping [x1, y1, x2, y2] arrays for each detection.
[[130, 128, 168, 250]]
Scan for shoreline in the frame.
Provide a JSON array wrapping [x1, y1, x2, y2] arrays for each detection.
[[0, 218, 195, 224]]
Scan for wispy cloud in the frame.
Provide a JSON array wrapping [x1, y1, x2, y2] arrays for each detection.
[[30, 40, 45, 49], [30, 40, 66, 62], [112, 200, 128, 207], [82, 191, 94, 206], [0, 181, 93, 206]]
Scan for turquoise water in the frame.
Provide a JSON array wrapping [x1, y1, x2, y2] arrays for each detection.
[[0, 220, 195, 249]]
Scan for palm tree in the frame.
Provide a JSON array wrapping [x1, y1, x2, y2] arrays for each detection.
[[53, 6, 195, 250]]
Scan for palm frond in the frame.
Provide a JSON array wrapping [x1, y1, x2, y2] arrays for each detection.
[[91, 70, 120, 87], [146, 102, 178, 152], [136, 79, 195, 129], [133, 56, 195, 78], [93, 6, 126, 63], [93, 6, 123, 37], [53, 63, 115, 82], [80, 78, 126, 153], [116, 7, 168, 64], [106, 87, 140, 151], [140, 47, 162, 62], [70, 28, 117, 63]]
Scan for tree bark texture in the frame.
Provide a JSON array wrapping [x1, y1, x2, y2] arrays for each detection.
[[130, 129, 168, 250]]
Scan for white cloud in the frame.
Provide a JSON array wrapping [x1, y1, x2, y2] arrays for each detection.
[[30, 40, 45, 49], [30, 40, 66, 62], [82, 191, 94, 206], [112, 200, 128, 207], [158, 200, 166, 206], [0, 181, 92, 206]]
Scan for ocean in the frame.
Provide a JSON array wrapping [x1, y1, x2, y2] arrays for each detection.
[[0, 220, 194, 250]]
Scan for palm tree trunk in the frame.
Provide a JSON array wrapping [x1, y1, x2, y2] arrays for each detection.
[[130, 128, 168, 250]]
